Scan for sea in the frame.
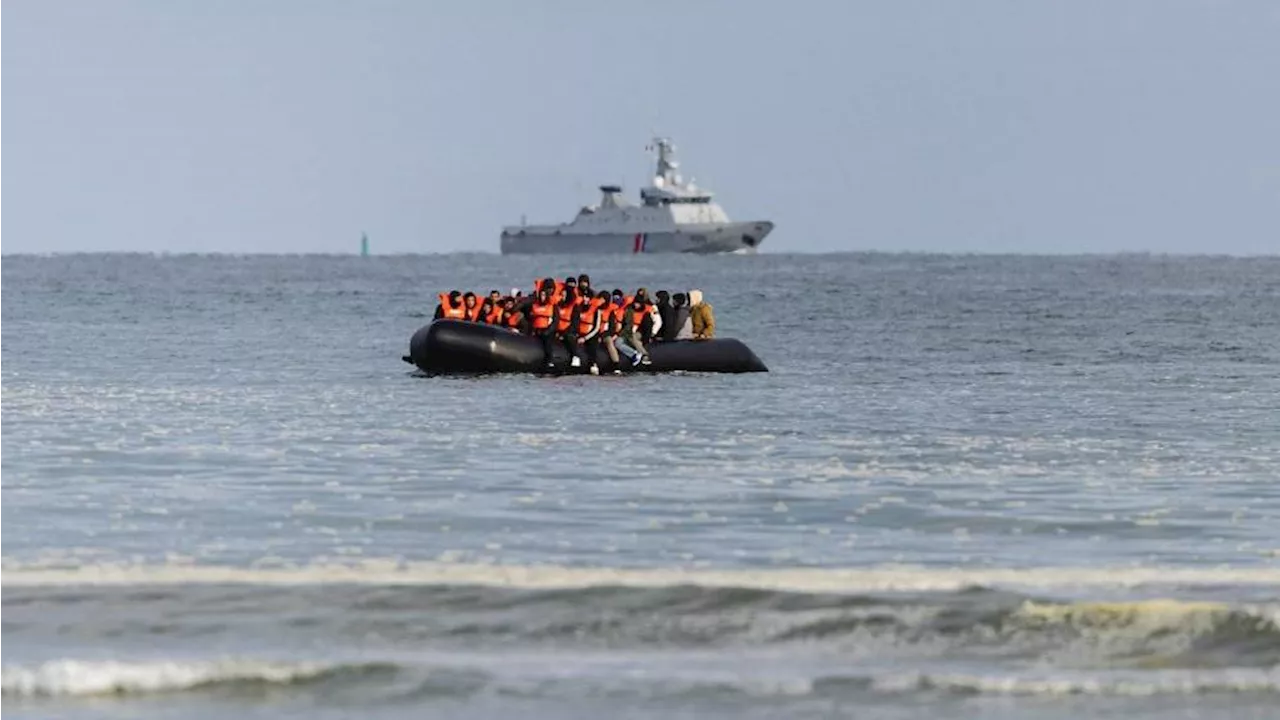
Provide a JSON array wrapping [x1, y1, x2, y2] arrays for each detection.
[[2, 252, 1278, 720]]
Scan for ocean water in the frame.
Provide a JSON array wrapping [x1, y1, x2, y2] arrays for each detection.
[[2, 253, 1278, 719]]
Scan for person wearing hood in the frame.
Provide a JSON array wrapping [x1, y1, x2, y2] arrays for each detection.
[[596, 290, 623, 373], [606, 289, 639, 369], [632, 287, 662, 343], [619, 296, 653, 366], [554, 290, 586, 370], [529, 286, 559, 366], [689, 289, 715, 339], [668, 292, 694, 340], [652, 291, 675, 343], [501, 296, 525, 333], [434, 290, 467, 320]]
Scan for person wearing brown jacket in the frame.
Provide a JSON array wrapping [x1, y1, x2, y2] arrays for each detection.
[[689, 289, 715, 339]]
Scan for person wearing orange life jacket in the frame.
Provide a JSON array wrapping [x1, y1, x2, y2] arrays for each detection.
[[480, 297, 503, 325], [620, 295, 653, 366], [594, 290, 623, 374], [534, 277, 562, 304], [561, 276, 580, 306], [529, 287, 559, 368], [434, 290, 467, 320], [625, 288, 659, 343], [502, 297, 525, 333], [461, 292, 482, 322], [574, 291, 606, 375], [553, 291, 586, 370], [607, 289, 640, 367], [624, 287, 662, 342]]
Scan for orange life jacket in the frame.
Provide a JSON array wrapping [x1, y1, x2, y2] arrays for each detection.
[[628, 302, 650, 328], [607, 301, 625, 331], [530, 301, 555, 331], [577, 299, 602, 336], [533, 280, 565, 304], [505, 311, 522, 329], [438, 293, 467, 320], [555, 304, 575, 333], [484, 306, 503, 325]]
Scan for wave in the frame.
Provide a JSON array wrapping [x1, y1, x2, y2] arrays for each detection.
[[860, 669, 1280, 696], [5, 563, 1278, 681], [6, 584, 1277, 669], [0, 658, 397, 698], [4, 658, 1277, 702], [5, 560, 1280, 593]]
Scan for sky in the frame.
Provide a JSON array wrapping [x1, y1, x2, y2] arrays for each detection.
[[3, 1, 1278, 254]]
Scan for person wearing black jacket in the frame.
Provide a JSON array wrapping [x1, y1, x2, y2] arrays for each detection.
[[653, 290, 676, 342], [554, 291, 585, 370]]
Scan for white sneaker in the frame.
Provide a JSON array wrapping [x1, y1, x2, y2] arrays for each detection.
[[570, 356, 581, 368], [589, 365, 599, 375], [631, 355, 643, 367], [612, 369, 622, 375]]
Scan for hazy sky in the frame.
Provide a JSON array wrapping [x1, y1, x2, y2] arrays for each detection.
[[4, 1, 1278, 254]]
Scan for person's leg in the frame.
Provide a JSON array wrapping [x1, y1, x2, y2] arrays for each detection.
[[561, 333, 582, 367], [540, 329, 556, 367], [582, 336, 600, 374], [628, 335, 651, 364], [614, 336, 638, 361]]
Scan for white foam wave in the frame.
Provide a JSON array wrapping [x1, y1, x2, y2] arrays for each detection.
[[1, 659, 334, 698], [4, 560, 1279, 593], [873, 668, 1280, 696]]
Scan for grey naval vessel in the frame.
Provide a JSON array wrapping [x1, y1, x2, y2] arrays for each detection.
[[500, 138, 773, 254]]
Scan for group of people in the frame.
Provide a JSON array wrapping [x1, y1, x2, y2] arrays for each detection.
[[432, 274, 716, 375]]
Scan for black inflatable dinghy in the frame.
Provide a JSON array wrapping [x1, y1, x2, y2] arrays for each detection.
[[403, 320, 767, 375]]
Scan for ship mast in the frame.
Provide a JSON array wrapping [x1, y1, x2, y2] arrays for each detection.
[[650, 137, 681, 189]]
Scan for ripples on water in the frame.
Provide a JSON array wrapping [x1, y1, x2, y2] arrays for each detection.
[[3, 253, 1279, 719]]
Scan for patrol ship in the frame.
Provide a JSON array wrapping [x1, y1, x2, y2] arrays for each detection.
[[500, 138, 774, 254]]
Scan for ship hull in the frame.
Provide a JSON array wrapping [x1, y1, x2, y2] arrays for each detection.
[[500, 222, 772, 255]]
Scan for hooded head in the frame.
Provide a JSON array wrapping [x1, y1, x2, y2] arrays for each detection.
[[689, 289, 704, 306], [673, 292, 687, 307], [611, 289, 625, 305], [655, 290, 670, 305]]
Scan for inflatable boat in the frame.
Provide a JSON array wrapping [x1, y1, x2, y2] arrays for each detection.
[[403, 320, 768, 375]]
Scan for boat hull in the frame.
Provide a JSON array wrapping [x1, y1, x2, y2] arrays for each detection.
[[405, 320, 768, 375], [499, 222, 772, 255]]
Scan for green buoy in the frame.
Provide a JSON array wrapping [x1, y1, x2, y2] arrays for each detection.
[[361, 233, 369, 257]]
